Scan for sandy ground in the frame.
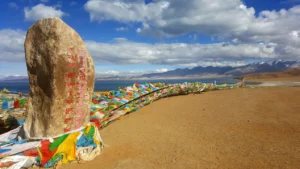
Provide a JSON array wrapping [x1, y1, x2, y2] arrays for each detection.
[[55, 87, 300, 169]]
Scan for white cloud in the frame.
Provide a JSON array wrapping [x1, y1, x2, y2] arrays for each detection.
[[0, 29, 26, 62], [96, 70, 120, 77], [156, 68, 168, 73], [85, 39, 279, 66], [8, 2, 19, 9], [40, 0, 49, 3], [116, 27, 128, 31], [84, 0, 255, 37], [84, 0, 169, 23], [84, 0, 299, 41], [24, 4, 66, 21], [0, 28, 280, 67], [95, 70, 148, 78], [178, 61, 247, 68], [87, 0, 297, 44], [230, 6, 300, 59], [84, 0, 300, 60]]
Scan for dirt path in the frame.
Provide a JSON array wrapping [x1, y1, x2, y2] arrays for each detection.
[[62, 87, 300, 169]]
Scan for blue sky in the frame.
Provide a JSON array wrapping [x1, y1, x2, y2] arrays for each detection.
[[1, 0, 300, 77]]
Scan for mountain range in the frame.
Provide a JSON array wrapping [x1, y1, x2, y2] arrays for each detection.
[[0, 75, 28, 81], [1, 60, 300, 81], [140, 60, 300, 78]]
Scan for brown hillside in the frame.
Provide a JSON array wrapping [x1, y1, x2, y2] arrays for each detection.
[[239, 68, 300, 82]]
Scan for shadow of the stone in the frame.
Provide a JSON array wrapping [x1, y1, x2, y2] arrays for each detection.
[[0, 116, 21, 134]]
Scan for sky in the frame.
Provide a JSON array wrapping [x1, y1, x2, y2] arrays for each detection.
[[1, 0, 300, 77]]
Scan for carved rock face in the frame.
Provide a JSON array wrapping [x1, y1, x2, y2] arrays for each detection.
[[24, 17, 95, 137]]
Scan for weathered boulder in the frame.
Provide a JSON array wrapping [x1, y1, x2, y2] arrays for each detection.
[[24, 17, 95, 137]]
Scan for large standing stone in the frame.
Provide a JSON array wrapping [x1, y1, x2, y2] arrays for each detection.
[[24, 17, 95, 137]]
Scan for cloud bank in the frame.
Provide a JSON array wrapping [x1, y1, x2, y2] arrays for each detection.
[[1, 0, 300, 69], [24, 4, 66, 21], [84, 0, 300, 59], [0, 30, 289, 67], [0, 29, 26, 62], [85, 38, 276, 66]]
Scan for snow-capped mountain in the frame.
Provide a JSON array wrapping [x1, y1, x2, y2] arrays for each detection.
[[1, 60, 299, 80], [0, 75, 28, 81], [225, 60, 300, 76], [141, 60, 300, 78]]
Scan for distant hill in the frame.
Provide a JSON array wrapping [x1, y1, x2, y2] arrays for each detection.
[[237, 68, 300, 81], [140, 60, 300, 78], [141, 66, 233, 78], [2, 60, 300, 81], [0, 76, 28, 81], [224, 60, 300, 76]]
